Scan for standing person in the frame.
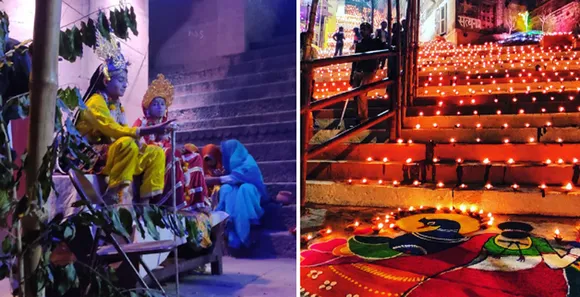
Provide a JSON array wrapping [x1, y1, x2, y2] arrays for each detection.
[[350, 22, 383, 124], [351, 27, 362, 50], [376, 21, 389, 69], [333, 26, 345, 57]]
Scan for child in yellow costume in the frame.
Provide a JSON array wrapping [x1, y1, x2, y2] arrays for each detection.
[[75, 34, 174, 202]]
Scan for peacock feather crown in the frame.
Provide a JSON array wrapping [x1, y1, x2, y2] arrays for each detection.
[[142, 74, 174, 109], [95, 32, 129, 80]]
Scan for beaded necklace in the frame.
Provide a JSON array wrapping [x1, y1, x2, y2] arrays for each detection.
[[100, 91, 127, 125]]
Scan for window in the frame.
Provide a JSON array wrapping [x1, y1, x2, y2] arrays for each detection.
[[437, 3, 447, 35]]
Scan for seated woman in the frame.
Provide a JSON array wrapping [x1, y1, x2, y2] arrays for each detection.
[[74, 35, 172, 203], [133, 73, 212, 249], [202, 140, 268, 249]]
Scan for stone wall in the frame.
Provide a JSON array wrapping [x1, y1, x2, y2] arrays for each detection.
[[149, 0, 246, 70], [1, 0, 150, 138], [149, 0, 296, 70]]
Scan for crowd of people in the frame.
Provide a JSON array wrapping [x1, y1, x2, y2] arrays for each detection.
[[72, 34, 267, 253]]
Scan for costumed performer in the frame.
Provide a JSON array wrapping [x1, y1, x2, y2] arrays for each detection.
[[74, 33, 173, 203]]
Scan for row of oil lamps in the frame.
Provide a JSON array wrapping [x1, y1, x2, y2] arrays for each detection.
[[301, 206, 570, 245], [344, 178, 576, 193], [301, 205, 495, 245]]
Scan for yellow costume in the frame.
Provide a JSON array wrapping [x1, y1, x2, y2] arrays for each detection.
[[76, 93, 165, 198], [76, 33, 165, 199]]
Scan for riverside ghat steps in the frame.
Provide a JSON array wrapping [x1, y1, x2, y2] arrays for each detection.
[[306, 40, 580, 217], [156, 34, 297, 258]]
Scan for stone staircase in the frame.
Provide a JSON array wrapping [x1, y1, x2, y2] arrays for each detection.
[[307, 40, 580, 217], [157, 34, 297, 258]]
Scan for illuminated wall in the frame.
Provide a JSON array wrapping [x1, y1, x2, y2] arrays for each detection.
[[0, 0, 149, 161]]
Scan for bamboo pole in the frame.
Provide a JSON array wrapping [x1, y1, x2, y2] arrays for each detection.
[[301, 0, 319, 206], [23, 1, 62, 296]]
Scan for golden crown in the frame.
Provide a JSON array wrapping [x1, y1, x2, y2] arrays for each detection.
[[95, 32, 128, 78], [142, 74, 174, 109]]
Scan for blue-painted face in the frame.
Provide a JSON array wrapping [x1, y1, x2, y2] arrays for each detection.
[[147, 97, 167, 119], [105, 70, 128, 99]]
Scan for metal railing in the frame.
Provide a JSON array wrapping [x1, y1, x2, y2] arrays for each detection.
[[300, 0, 420, 206]]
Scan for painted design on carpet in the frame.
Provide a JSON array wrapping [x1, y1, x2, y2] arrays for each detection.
[[300, 216, 580, 297]]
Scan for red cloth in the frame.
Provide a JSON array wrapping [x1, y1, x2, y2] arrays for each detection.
[[133, 117, 208, 208]]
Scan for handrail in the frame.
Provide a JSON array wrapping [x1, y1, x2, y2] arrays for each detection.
[[301, 78, 394, 114], [301, 49, 396, 69], [306, 109, 395, 159]]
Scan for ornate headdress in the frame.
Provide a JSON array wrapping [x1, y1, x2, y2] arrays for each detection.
[[95, 33, 129, 81], [142, 74, 174, 109]]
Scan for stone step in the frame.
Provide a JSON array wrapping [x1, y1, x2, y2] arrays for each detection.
[[406, 101, 580, 117], [170, 95, 296, 120], [177, 111, 295, 133], [178, 140, 296, 165], [403, 112, 580, 129], [245, 229, 296, 258], [176, 121, 296, 146], [174, 68, 296, 96], [244, 140, 296, 162], [250, 35, 297, 49], [402, 127, 580, 144], [312, 143, 426, 161], [258, 160, 296, 183], [162, 54, 295, 86], [310, 142, 580, 162], [154, 40, 295, 76], [173, 80, 296, 107], [265, 182, 296, 201], [307, 160, 578, 185], [261, 203, 296, 231], [314, 108, 580, 129], [305, 180, 580, 217], [310, 126, 580, 144], [418, 80, 580, 98], [414, 91, 579, 106]]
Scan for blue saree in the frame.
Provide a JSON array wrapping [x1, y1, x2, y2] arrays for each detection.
[[217, 139, 268, 248]]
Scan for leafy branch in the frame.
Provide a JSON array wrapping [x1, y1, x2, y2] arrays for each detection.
[[57, 8, 138, 62]]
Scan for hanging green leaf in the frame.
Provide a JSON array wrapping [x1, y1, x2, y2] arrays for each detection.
[[80, 19, 97, 48], [0, 263, 9, 281], [115, 9, 128, 39], [128, 6, 138, 36], [12, 196, 28, 224], [58, 87, 85, 110], [109, 208, 130, 238], [97, 11, 110, 40], [118, 207, 134, 237], [71, 26, 83, 58], [59, 30, 74, 62], [0, 190, 11, 222], [2, 235, 12, 254], [65, 29, 80, 61], [109, 10, 118, 36], [142, 207, 160, 240]]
